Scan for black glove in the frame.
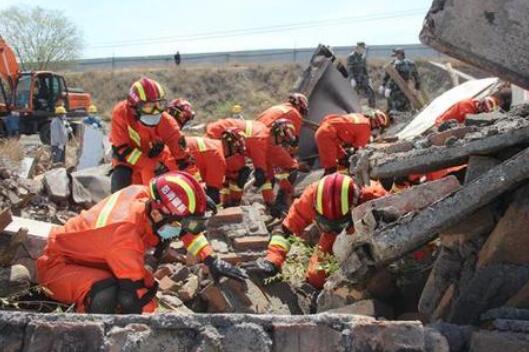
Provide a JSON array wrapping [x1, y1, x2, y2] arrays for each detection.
[[237, 166, 252, 188], [206, 186, 221, 206], [204, 256, 248, 283], [269, 189, 287, 219], [177, 157, 192, 170], [253, 168, 267, 188], [148, 141, 165, 158], [244, 258, 279, 278], [154, 162, 169, 176]]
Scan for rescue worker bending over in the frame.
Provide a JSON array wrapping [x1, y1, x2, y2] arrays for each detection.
[[257, 92, 308, 137], [435, 96, 500, 127], [248, 173, 386, 289], [110, 78, 192, 192], [315, 110, 389, 175], [36, 171, 246, 314], [166, 98, 195, 129], [185, 136, 227, 207]]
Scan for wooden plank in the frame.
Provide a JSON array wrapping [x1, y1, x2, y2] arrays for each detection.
[[384, 63, 423, 110], [428, 61, 476, 82]]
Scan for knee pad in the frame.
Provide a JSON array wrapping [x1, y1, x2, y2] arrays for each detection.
[[111, 165, 133, 193], [86, 278, 118, 314]]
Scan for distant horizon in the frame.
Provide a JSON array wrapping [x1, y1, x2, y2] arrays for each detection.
[[0, 0, 432, 59]]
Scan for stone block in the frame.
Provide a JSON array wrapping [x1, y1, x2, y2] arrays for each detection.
[[316, 283, 369, 312], [348, 320, 425, 352], [272, 322, 342, 352], [440, 207, 495, 249], [222, 323, 272, 352], [506, 280, 529, 309], [158, 276, 179, 293], [469, 331, 529, 352], [24, 320, 104, 352], [177, 274, 198, 302], [43, 167, 70, 202], [326, 299, 395, 319], [464, 155, 501, 184]]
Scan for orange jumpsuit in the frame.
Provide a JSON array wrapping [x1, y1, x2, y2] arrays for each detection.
[[257, 103, 303, 135], [206, 119, 274, 204], [110, 101, 189, 185], [315, 113, 372, 170], [186, 136, 227, 190], [36, 185, 213, 313], [435, 98, 479, 126], [266, 180, 387, 289]]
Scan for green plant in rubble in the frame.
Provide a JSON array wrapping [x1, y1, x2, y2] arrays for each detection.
[[265, 236, 339, 286]]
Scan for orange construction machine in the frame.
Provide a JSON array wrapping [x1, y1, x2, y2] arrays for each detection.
[[0, 37, 92, 143]]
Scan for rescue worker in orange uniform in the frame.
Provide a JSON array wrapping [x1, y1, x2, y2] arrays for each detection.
[[36, 172, 247, 314], [109, 78, 192, 193], [315, 110, 389, 175], [434, 96, 500, 127], [257, 92, 308, 137], [247, 173, 386, 289], [166, 98, 195, 129], [185, 136, 227, 207], [206, 118, 299, 211]]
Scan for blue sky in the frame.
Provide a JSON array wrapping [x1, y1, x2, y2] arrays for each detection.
[[0, 0, 432, 58]]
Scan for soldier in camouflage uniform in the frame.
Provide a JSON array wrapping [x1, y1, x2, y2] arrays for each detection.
[[380, 48, 421, 113], [347, 42, 376, 108]]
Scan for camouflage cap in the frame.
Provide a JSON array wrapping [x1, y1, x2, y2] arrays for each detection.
[[356, 41, 366, 48], [392, 48, 405, 56]]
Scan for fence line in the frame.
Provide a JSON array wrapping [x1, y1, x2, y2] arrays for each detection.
[[71, 44, 444, 72]]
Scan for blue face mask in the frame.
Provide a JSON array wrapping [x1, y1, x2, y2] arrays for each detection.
[[157, 223, 182, 240]]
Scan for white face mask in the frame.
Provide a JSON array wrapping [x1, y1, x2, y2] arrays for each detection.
[[139, 113, 162, 127]]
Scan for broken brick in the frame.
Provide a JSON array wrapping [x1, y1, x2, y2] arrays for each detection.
[[158, 276, 179, 293], [177, 274, 199, 302], [232, 236, 269, 251], [207, 207, 244, 227], [218, 253, 242, 265], [427, 126, 476, 146], [200, 283, 230, 312]]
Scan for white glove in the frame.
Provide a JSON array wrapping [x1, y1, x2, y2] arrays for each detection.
[[384, 88, 391, 98], [378, 85, 385, 95], [350, 78, 357, 88]]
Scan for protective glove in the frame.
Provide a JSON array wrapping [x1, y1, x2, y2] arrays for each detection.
[[204, 255, 248, 283], [244, 258, 279, 278], [237, 166, 252, 189], [384, 88, 391, 98], [177, 157, 192, 170], [350, 78, 357, 88], [378, 85, 385, 95], [148, 141, 165, 158], [154, 161, 169, 176], [253, 168, 267, 189]]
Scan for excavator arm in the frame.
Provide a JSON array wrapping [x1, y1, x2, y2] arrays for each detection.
[[0, 36, 20, 92]]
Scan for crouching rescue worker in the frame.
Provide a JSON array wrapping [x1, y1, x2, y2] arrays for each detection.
[[185, 136, 227, 207], [315, 110, 389, 175], [248, 173, 386, 289], [110, 78, 192, 193], [257, 92, 308, 135], [435, 96, 500, 127], [36, 171, 247, 314]]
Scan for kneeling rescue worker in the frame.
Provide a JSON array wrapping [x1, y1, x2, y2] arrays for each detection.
[[248, 173, 383, 289], [36, 171, 247, 314], [110, 78, 192, 193], [315, 110, 389, 175]]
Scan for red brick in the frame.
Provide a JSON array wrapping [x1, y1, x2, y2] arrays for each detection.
[[232, 236, 269, 251], [0, 208, 13, 232], [154, 264, 174, 280], [218, 253, 242, 265], [207, 207, 244, 227], [200, 283, 230, 312]]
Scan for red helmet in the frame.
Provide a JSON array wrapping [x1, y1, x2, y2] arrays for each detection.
[[313, 174, 359, 233], [127, 77, 167, 112], [287, 93, 309, 116], [370, 110, 390, 129], [149, 171, 207, 217], [478, 96, 498, 113], [221, 127, 246, 157], [271, 118, 298, 148], [167, 98, 195, 128]]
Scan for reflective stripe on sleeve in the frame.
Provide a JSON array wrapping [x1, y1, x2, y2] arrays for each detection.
[[229, 182, 242, 192], [258, 181, 272, 192], [127, 126, 141, 146], [269, 235, 291, 251], [196, 137, 207, 152], [95, 192, 121, 228], [186, 233, 209, 257], [126, 148, 142, 165], [244, 121, 253, 137]]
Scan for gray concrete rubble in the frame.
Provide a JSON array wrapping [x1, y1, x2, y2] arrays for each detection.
[[420, 0, 529, 90]]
